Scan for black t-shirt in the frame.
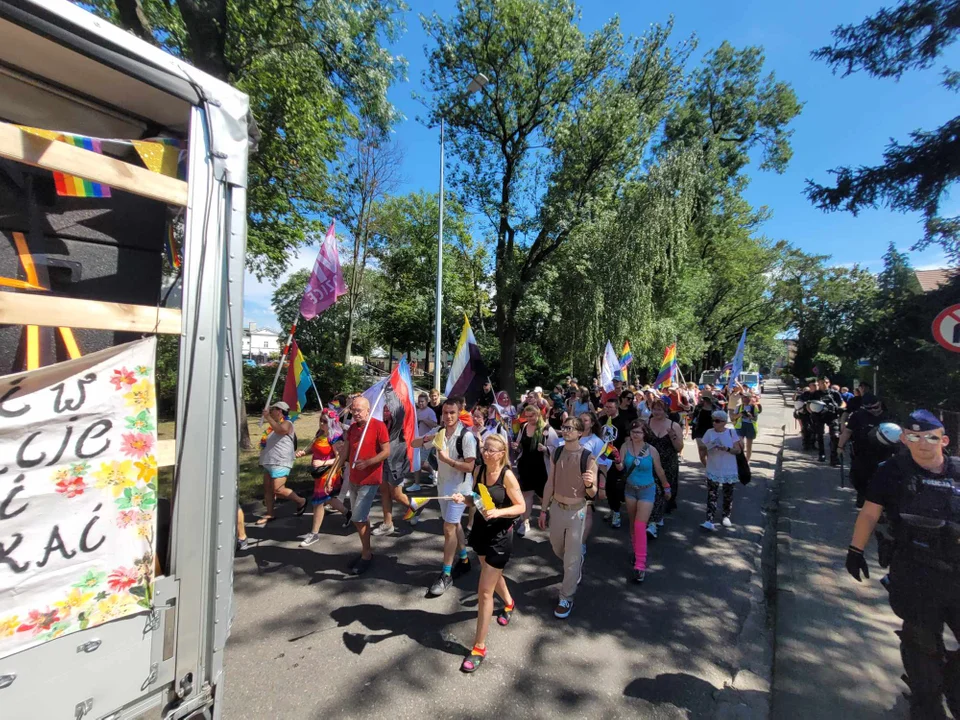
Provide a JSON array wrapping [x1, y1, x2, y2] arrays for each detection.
[[601, 411, 632, 450], [846, 395, 864, 415], [692, 406, 714, 439], [479, 388, 496, 406], [867, 454, 960, 526], [428, 401, 443, 424]]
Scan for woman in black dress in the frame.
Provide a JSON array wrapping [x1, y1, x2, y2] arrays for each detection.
[[453, 433, 525, 673], [647, 399, 684, 527], [512, 404, 558, 537]]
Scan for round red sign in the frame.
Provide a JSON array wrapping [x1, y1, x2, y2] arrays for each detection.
[[931, 304, 960, 353]]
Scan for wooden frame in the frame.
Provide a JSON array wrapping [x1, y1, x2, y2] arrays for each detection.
[[0, 292, 182, 334], [0, 121, 189, 206]]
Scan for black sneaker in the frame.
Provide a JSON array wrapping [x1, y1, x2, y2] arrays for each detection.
[[350, 556, 372, 575], [342, 510, 353, 528], [429, 572, 453, 597], [633, 569, 645, 583], [236, 538, 249, 552], [452, 557, 472, 579]]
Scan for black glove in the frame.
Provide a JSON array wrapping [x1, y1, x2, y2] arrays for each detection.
[[845, 546, 869, 582]]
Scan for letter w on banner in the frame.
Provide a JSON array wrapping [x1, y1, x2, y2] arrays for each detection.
[[0, 338, 158, 659]]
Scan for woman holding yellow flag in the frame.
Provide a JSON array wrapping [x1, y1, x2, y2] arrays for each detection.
[[451, 433, 525, 673]]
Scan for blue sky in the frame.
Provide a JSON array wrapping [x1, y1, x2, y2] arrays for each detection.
[[243, 0, 957, 330]]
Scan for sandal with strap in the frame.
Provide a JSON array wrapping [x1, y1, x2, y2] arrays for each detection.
[[496, 602, 515, 627], [254, 515, 274, 526], [460, 646, 486, 673]]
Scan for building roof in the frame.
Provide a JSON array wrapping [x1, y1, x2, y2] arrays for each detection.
[[915, 268, 958, 293]]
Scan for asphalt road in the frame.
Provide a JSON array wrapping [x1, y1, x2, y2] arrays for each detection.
[[224, 387, 789, 719]]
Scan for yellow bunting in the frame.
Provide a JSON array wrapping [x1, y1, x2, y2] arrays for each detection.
[[132, 140, 180, 178]]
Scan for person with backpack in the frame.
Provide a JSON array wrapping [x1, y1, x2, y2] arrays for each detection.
[[412, 399, 478, 597], [537, 417, 598, 617]]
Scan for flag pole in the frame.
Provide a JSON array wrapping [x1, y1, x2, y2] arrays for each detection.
[[261, 322, 297, 429], [353, 381, 388, 468]]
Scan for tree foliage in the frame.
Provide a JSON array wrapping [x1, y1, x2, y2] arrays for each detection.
[[92, 0, 407, 278], [807, 0, 960, 260]]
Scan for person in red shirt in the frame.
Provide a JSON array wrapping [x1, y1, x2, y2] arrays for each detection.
[[342, 396, 390, 575], [600, 378, 625, 406]]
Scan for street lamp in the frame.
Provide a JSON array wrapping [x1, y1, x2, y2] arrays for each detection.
[[434, 72, 489, 391]]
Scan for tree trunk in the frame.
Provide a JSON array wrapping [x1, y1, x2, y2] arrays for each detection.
[[239, 414, 252, 450], [388, 341, 394, 373], [498, 319, 518, 399], [343, 300, 356, 363]]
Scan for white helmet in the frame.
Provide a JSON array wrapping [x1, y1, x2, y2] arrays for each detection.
[[875, 422, 902, 447], [794, 400, 806, 410], [806, 400, 826, 414]]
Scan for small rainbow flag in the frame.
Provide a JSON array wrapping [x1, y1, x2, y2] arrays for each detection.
[[619, 341, 633, 381], [54, 136, 111, 198], [653, 343, 678, 389]]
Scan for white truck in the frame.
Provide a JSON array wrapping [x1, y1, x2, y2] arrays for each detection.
[[0, 2, 248, 718]]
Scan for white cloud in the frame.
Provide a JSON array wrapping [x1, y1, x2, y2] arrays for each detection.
[[241, 243, 321, 331]]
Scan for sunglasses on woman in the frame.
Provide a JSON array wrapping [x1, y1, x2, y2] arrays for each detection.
[[561, 424, 579, 431]]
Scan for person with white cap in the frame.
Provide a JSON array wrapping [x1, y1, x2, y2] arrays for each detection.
[[696, 409, 743, 531], [256, 400, 307, 525]]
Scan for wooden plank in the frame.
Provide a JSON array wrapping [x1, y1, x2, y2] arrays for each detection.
[[0, 292, 181, 334], [0, 121, 189, 206], [156, 439, 176, 468]]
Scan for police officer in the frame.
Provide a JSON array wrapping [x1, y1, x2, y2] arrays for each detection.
[[795, 378, 818, 451], [846, 410, 960, 720], [810, 377, 844, 464], [837, 393, 898, 508]]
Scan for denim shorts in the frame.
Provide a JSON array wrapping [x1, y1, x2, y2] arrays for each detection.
[[624, 482, 656, 503], [348, 484, 380, 524]]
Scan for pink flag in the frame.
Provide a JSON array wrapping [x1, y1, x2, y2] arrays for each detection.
[[299, 221, 348, 320]]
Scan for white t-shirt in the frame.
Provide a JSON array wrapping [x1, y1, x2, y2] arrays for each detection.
[[701, 427, 739, 483], [579, 434, 611, 469], [417, 406, 438, 435], [436, 422, 478, 495]]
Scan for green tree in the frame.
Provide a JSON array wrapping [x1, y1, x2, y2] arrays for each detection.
[[421, 0, 690, 395], [92, 0, 407, 277], [807, 0, 960, 260], [368, 192, 486, 372]]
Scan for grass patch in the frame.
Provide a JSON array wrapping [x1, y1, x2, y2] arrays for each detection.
[[156, 411, 325, 505]]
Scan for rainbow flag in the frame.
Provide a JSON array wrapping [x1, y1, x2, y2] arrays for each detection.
[[653, 343, 678, 389], [54, 136, 111, 197], [282, 340, 313, 420], [619, 341, 633, 381]]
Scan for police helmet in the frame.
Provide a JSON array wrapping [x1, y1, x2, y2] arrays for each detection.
[[874, 422, 902, 447], [794, 400, 805, 410], [806, 400, 826, 414]]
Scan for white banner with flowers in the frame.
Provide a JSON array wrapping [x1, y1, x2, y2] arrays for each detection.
[[0, 338, 158, 659]]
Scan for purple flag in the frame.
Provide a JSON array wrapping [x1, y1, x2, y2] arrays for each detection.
[[299, 221, 347, 320]]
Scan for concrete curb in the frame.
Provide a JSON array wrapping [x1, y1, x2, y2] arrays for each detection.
[[711, 411, 787, 720]]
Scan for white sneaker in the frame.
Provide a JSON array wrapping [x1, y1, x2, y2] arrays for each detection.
[[721, 517, 733, 528], [516, 519, 528, 537], [372, 523, 396, 537], [554, 598, 574, 619], [299, 533, 321, 547], [700, 521, 717, 532], [647, 523, 658, 538], [405, 483, 421, 493]]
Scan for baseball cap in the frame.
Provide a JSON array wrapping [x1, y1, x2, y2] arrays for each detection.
[[534, 386, 543, 394], [861, 393, 880, 407], [906, 410, 944, 432], [270, 401, 290, 412]]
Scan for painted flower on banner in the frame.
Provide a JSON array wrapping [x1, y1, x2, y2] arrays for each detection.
[[16, 608, 60, 635], [55, 589, 94, 616], [124, 410, 156, 434], [89, 594, 138, 627], [108, 567, 138, 593], [124, 380, 155, 412], [52, 467, 71, 483], [69, 461, 90, 476], [134, 456, 157, 484], [121, 432, 155, 459], [116, 510, 138, 529], [55, 476, 86, 498], [117, 485, 157, 512], [93, 460, 136, 497], [73, 570, 106, 591], [0, 616, 19, 638], [110, 368, 137, 390], [134, 365, 151, 377]]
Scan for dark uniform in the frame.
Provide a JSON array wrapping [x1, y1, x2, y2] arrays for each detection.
[[809, 387, 843, 463], [847, 406, 898, 505], [795, 385, 817, 451], [866, 453, 960, 719]]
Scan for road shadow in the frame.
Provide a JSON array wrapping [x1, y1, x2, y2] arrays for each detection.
[[330, 603, 473, 656]]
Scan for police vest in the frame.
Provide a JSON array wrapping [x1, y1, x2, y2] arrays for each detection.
[[893, 455, 960, 569]]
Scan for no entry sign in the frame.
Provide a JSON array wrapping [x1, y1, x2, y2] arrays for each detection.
[[932, 304, 960, 353]]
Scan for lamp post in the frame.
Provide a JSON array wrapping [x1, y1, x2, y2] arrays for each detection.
[[434, 73, 489, 391]]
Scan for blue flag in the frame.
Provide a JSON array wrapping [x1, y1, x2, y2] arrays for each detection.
[[726, 329, 747, 393]]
